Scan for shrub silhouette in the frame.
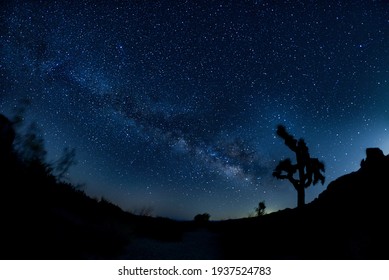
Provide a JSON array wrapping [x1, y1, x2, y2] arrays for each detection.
[[194, 213, 210, 224], [255, 201, 266, 216], [54, 147, 77, 180], [272, 125, 325, 208], [20, 122, 47, 163], [131, 206, 154, 217]]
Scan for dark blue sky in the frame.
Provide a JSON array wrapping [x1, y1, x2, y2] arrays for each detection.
[[1, 0, 388, 220]]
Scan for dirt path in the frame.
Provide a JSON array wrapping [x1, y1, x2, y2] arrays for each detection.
[[119, 228, 223, 259]]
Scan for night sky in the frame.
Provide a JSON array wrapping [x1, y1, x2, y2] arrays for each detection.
[[1, 0, 388, 220]]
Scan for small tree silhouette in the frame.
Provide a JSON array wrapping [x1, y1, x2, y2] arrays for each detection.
[[272, 125, 325, 208], [194, 213, 210, 224], [54, 147, 77, 180], [255, 201, 266, 216], [18, 122, 47, 163]]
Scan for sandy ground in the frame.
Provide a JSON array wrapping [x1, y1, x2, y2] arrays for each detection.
[[119, 228, 223, 260]]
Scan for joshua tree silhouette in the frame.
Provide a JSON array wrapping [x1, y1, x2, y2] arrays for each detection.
[[272, 125, 325, 208]]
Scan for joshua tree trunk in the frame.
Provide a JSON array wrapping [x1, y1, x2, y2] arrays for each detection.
[[292, 181, 305, 208], [297, 160, 306, 208], [297, 185, 305, 208]]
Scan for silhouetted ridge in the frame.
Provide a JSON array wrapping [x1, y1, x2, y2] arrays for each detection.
[[313, 147, 389, 214], [0, 113, 185, 259]]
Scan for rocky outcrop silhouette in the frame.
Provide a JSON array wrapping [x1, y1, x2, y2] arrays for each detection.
[[313, 147, 389, 214], [305, 147, 389, 258]]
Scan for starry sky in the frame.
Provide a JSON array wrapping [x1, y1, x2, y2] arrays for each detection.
[[1, 0, 388, 220]]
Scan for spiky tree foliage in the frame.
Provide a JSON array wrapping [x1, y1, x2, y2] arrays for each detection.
[[272, 125, 325, 208]]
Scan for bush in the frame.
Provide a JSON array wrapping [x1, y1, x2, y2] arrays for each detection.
[[194, 213, 210, 223]]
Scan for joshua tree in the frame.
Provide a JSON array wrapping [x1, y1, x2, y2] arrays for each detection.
[[272, 125, 325, 208]]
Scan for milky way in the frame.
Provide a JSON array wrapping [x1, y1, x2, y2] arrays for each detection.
[[1, 0, 388, 219]]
